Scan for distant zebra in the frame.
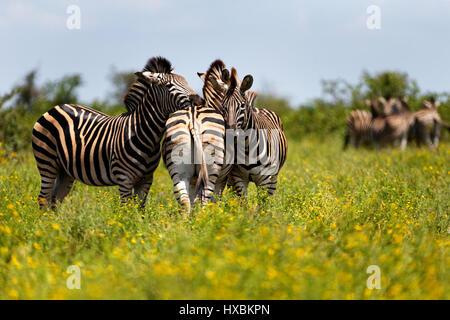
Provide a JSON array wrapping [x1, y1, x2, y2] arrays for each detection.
[[413, 99, 450, 148], [32, 57, 197, 209], [368, 98, 410, 150], [343, 109, 372, 149], [162, 103, 225, 212], [221, 68, 287, 197]]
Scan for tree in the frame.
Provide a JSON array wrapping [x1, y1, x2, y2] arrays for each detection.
[[362, 70, 419, 100], [44, 74, 83, 106], [15, 69, 41, 111]]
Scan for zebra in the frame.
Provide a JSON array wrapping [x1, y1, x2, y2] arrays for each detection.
[[220, 68, 287, 197], [343, 108, 372, 149], [413, 99, 450, 148], [368, 98, 410, 150], [195, 59, 234, 198], [161, 102, 225, 212], [32, 56, 198, 209]]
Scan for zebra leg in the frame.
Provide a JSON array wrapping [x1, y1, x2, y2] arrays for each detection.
[[354, 136, 361, 149], [213, 176, 228, 202], [262, 175, 278, 196], [201, 166, 221, 205], [343, 133, 350, 150], [432, 120, 440, 149], [229, 174, 249, 197], [36, 159, 63, 210], [37, 171, 58, 210], [134, 177, 153, 209], [175, 179, 191, 212], [51, 173, 75, 207], [118, 182, 134, 205], [400, 134, 408, 151]]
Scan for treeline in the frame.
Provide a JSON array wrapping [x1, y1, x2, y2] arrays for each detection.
[[258, 71, 450, 142], [0, 68, 449, 152]]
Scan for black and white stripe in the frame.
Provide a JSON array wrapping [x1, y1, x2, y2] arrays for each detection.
[[222, 68, 287, 197], [162, 104, 225, 212], [344, 109, 372, 149], [32, 57, 196, 209]]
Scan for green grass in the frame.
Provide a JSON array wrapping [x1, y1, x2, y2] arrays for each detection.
[[0, 137, 448, 299]]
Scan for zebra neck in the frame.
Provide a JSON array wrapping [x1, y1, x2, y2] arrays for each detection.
[[243, 108, 258, 130], [132, 91, 169, 142]]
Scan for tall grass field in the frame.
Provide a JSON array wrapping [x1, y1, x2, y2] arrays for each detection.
[[0, 137, 448, 299]]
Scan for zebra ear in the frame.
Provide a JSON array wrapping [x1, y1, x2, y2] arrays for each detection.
[[222, 69, 230, 83], [197, 72, 206, 82], [240, 75, 253, 93]]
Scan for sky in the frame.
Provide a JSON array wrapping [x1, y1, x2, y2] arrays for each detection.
[[1, 0, 449, 107]]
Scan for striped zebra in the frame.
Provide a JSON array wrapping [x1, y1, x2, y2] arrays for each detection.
[[32, 57, 197, 209], [196, 59, 233, 197], [220, 68, 287, 197], [413, 99, 450, 148], [368, 98, 410, 150], [162, 102, 225, 212], [343, 108, 372, 149]]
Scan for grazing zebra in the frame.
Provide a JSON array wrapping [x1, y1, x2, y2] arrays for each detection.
[[32, 57, 197, 209], [368, 98, 410, 150], [413, 99, 450, 148], [162, 102, 225, 212], [343, 109, 372, 149], [221, 68, 287, 197]]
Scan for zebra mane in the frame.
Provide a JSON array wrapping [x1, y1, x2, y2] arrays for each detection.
[[245, 91, 258, 108], [122, 78, 148, 112], [203, 60, 226, 92], [143, 56, 173, 73], [204, 59, 226, 82], [224, 67, 239, 99], [122, 56, 173, 112]]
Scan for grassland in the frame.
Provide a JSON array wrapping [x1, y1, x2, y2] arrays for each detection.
[[0, 137, 448, 299]]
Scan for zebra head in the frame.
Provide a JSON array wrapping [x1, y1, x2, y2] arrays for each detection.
[[198, 59, 230, 112], [366, 98, 384, 118], [134, 57, 197, 113], [221, 68, 253, 131], [422, 98, 440, 110]]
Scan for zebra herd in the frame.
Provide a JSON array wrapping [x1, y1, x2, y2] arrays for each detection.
[[32, 57, 287, 212], [344, 96, 449, 150]]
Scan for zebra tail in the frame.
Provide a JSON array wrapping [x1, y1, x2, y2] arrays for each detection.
[[188, 119, 209, 202]]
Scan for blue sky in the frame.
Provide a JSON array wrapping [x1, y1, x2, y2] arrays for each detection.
[[1, 0, 449, 106]]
